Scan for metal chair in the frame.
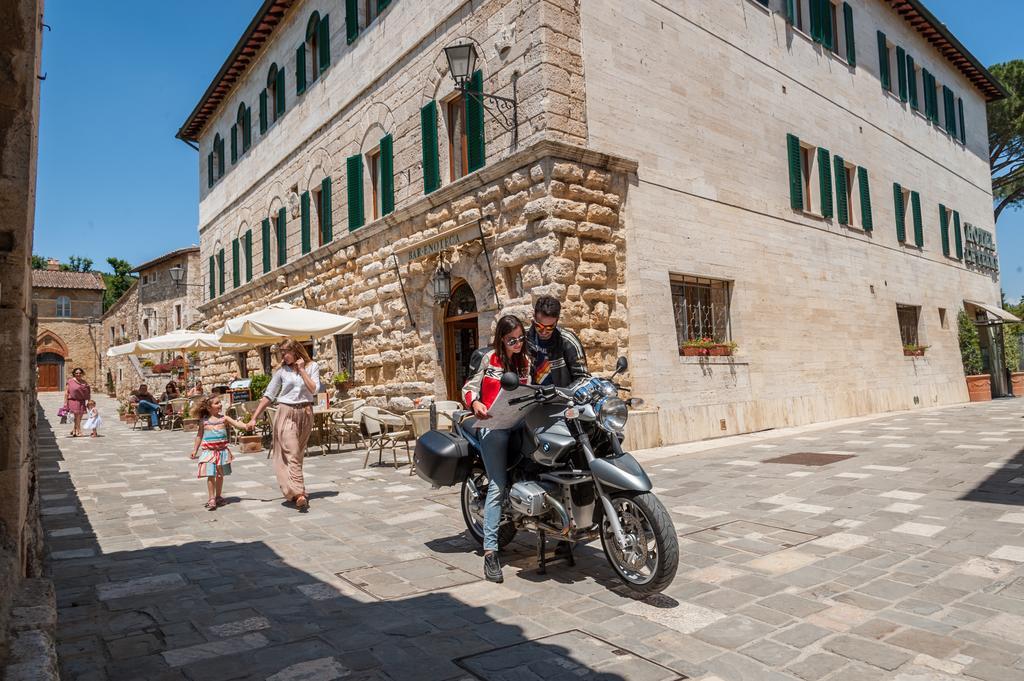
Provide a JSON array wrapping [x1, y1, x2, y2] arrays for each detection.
[[405, 408, 433, 476], [166, 398, 188, 431], [330, 399, 366, 449], [361, 406, 412, 469]]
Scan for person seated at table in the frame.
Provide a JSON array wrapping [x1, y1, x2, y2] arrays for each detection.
[[132, 384, 161, 429], [165, 378, 181, 400], [188, 380, 205, 397]]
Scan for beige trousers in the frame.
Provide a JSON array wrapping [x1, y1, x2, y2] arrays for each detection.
[[272, 403, 313, 501]]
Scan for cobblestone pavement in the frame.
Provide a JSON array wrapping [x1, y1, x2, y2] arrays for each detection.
[[38, 393, 1024, 681]]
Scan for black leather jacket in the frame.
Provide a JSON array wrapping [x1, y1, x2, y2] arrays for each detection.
[[525, 326, 590, 388]]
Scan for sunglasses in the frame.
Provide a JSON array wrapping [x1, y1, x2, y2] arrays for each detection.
[[504, 335, 526, 347], [533, 321, 557, 332]]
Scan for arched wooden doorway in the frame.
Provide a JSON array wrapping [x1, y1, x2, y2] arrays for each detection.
[[444, 280, 479, 400], [36, 330, 69, 392]]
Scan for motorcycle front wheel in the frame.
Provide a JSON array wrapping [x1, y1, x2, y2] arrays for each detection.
[[600, 492, 678, 594], [460, 466, 517, 549]]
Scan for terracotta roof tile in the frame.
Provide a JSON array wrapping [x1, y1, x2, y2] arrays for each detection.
[[31, 270, 107, 291]]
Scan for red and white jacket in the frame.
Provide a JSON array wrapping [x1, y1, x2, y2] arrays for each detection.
[[462, 349, 530, 409]]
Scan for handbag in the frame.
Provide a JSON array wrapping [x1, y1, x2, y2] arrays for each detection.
[[58, 405, 69, 424]]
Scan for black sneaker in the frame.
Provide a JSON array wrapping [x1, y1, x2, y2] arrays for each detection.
[[483, 553, 503, 583]]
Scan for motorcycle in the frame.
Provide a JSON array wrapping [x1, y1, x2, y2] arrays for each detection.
[[414, 357, 678, 594]]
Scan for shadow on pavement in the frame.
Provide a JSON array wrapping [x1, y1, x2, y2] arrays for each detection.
[[960, 447, 1024, 506]]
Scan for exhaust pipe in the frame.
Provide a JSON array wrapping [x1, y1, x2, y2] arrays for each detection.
[[544, 494, 571, 536]]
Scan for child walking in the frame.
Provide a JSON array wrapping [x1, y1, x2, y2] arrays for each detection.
[[82, 400, 102, 437], [190, 396, 249, 511]]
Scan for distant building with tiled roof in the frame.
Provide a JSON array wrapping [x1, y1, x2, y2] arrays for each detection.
[[30, 268, 106, 291]]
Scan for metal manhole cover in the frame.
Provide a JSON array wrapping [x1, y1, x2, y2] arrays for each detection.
[[455, 630, 686, 680], [682, 520, 820, 555], [763, 452, 856, 466], [335, 557, 478, 601]]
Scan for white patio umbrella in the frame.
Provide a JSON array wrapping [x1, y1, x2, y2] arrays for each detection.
[[105, 329, 250, 357], [217, 302, 359, 344]]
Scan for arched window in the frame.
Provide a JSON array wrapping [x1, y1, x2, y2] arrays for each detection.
[[55, 296, 71, 318], [267, 63, 284, 122], [213, 133, 224, 179], [237, 102, 251, 153], [306, 12, 321, 84]]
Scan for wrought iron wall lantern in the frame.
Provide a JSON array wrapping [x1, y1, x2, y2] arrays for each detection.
[[168, 265, 205, 289], [432, 256, 453, 306], [443, 43, 519, 146]]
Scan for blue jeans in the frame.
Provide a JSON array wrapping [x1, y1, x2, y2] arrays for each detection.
[[478, 428, 510, 552], [136, 400, 160, 427]]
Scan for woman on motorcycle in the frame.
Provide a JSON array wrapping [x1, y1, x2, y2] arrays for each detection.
[[462, 314, 531, 583]]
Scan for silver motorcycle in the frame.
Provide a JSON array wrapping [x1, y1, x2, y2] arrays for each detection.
[[414, 357, 678, 594]]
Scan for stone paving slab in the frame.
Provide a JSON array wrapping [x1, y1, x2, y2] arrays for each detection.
[[36, 393, 1024, 680]]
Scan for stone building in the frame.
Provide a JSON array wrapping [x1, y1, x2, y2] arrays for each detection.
[[32, 262, 106, 393], [100, 247, 203, 399], [181, 0, 1006, 446]]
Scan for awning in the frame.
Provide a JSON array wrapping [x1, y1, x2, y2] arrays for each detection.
[[965, 300, 1022, 323], [106, 329, 250, 357], [217, 302, 359, 344]]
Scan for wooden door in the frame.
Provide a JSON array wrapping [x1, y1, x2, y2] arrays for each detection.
[[38, 363, 60, 392], [443, 281, 479, 401]]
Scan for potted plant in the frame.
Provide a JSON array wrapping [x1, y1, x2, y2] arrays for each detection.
[[331, 370, 351, 391], [958, 310, 990, 401], [903, 343, 929, 357], [681, 337, 715, 356], [708, 341, 738, 357], [249, 373, 271, 401], [182, 401, 199, 432], [117, 401, 128, 422], [1006, 318, 1023, 396]]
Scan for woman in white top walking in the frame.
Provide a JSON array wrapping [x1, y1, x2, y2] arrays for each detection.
[[247, 339, 321, 510]]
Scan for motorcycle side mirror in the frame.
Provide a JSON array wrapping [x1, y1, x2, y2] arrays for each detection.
[[500, 371, 521, 391], [612, 356, 628, 377]]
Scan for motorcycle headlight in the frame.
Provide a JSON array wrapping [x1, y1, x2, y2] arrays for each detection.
[[596, 397, 628, 433]]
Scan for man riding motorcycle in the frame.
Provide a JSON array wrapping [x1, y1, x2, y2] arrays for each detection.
[[526, 296, 590, 387]]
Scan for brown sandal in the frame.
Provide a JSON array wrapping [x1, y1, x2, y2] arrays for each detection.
[[205, 499, 218, 511], [295, 495, 308, 510]]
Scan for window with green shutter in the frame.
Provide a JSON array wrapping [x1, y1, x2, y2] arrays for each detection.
[[259, 90, 268, 134], [276, 208, 287, 266], [911, 191, 923, 247], [786, 134, 803, 211], [244, 230, 252, 282], [818, 147, 833, 219], [785, 0, 796, 25], [275, 69, 286, 117], [241, 105, 251, 151], [877, 32, 890, 91], [230, 125, 238, 164], [217, 249, 225, 295], [207, 153, 214, 188], [379, 134, 394, 216], [893, 183, 906, 242], [939, 204, 950, 256], [301, 191, 311, 254], [896, 46, 907, 102], [296, 43, 307, 95], [953, 211, 963, 259], [262, 218, 271, 273], [943, 87, 956, 137], [321, 176, 333, 243], [208, 255, 216, 299], [906, 54, 918, 109], [346, 0, 359, 43], [843, 2, 856, 66], [232, 239, 240, 288], [958, 98, 966, 144], [216, 136, 225, 178], [467, 70, 486, 172], [834, 155, 848, 225], [318, 14, 330, 72], [347, 155, 364, 231], [421, 102, 440, 194], [858, 167, 873, 231]]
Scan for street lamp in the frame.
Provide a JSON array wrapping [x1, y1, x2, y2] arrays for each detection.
[[168, 265, 204, 289], [443, 42, 519, 146], [432, 259, 452, 306]]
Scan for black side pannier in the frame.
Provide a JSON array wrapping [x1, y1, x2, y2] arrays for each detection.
[[414, 429, 473, 487]]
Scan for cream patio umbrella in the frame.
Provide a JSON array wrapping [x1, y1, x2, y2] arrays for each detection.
[[105, 329, 250, 357], [216, 302, 359, 344]]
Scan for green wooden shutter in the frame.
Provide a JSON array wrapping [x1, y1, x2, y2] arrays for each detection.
[[232, 238, 240, 288], [296, 43, 306, 94], [421, 101, 440, 194], [911, 191, 923, 247], [877, 31, 890, 90], [378, 0, 391, 10], [243, 106, 252, 150], [318, 14, 330, 72], [787, 133, 803, 211], [809, 0, 821, 43], [208, 255, 216, 299], [859, 167, 873, 231], [259, 90, 268, 133], [943, 87, 956, 136], [893, 183, 906, 242], [217, 249, 225, 295], [467, 70, 486, 172], [843, 2, 856, 66], [244, 230, 252, 282], [207, 153, 214, 188], [262, 218, 271, 273], [275, 69, 286, 116], [346, 0, 358, 44], [896, 46, 907, 102], [380, 134, 394, 216], [230, 125, 238, 163], [958, 98, 966, 144], [818, 147, 833, 219], [822, 0, 834, 50], [953, 211, 963, 259], [347, 154, 364, 231], [906, 54, 918, 109], [321, 176, 333, 243], [301, 191, 311, 254], [834, 155, 848, 225], [217, 138, 225, 177], [785, 0, 796, 24], [277, 207, 287, 266], [939, 204, 950, 256]]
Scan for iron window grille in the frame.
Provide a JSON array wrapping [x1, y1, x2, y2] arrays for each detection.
[[897, 304, 920, 346], [671, 275, 732, 345]]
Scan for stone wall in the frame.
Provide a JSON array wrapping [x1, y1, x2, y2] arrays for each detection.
[[0, 0, 45, 670], [99, 282, 144, 401], [198, 140, 635, 410], [137, 251, 203, 334]]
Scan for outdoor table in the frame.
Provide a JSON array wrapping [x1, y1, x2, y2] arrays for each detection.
[[311, 407, 346, 454]]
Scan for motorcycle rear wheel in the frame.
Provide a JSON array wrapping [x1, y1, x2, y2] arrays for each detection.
[[599, 491, 678, 594], [461, 466, 517, 549]]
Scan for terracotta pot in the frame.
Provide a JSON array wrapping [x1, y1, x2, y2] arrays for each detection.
[[125, 414, 137, 423], [239, 434, 263, 454], [681, 347, 705, 356], [182, 418, 199, 432], [708, 345, 733, 357], [903, 349, 925, 357], [966, 374, 992, 402], [118, 414, 128, 422], [1012, 372, 1024, 397]]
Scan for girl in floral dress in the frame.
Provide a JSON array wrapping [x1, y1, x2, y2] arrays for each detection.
[[190, 396, 250, 510]]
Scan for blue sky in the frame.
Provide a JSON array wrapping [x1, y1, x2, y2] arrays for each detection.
[[33, 0, 1021, 300]]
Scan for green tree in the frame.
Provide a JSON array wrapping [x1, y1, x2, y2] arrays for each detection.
[[102, 257, 137, 311], [958, 310, 984, 376], [61, 255, 94, 272], [1006, 296, 1024, 373], [30, 254, 48, 269], [988, 60, 1024, 222]]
